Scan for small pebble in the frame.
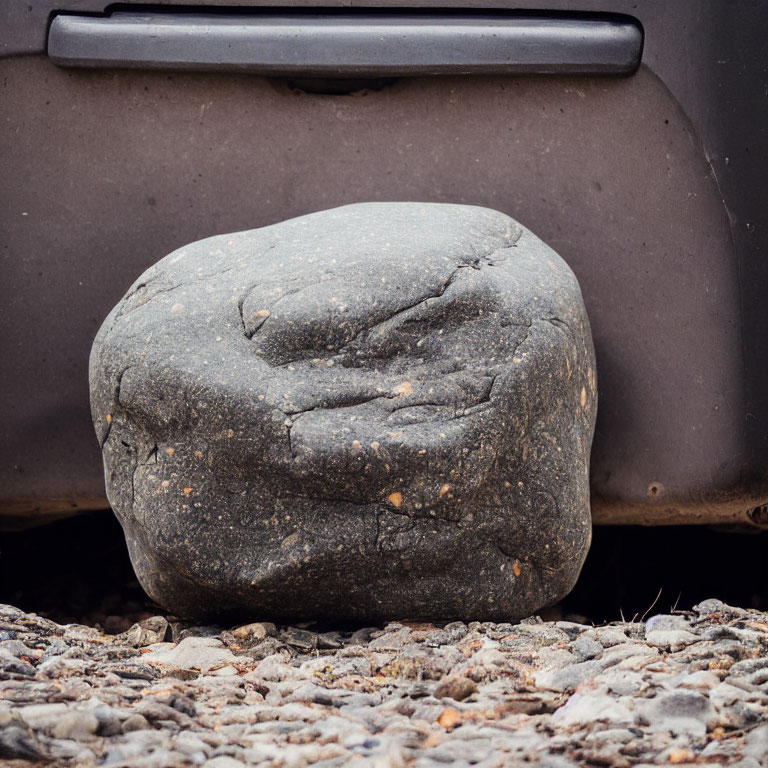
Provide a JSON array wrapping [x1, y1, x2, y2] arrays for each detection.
[[121, 714, 151, 733], [572, 635, 603, 660], [433, 677, 478, 701]]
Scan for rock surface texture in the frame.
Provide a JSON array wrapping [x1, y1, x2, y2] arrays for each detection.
[[89, 203, 596, 621], [1, 600, 767, 767]]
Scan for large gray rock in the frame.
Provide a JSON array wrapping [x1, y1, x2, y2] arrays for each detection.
[[90, 203, 596, 621]]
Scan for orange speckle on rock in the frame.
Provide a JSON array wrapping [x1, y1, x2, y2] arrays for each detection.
[[351, 440, 363, 453], [105, 414, 112, 424], [165, 448, 175, 456], [437, 707, 462, 729], [387, 492, 403, 508], [183, 487, 193, 495], [668, 749, 693, 764], [194, 450, 203, 458], [580, 386, 588, 409], [439, 483, 452, 499], [512, 561, 522, 577], [255, 309, 270, 318], [392, 381, 412, 397]]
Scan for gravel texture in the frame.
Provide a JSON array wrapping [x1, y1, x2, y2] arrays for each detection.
[[1, 599, 767, 767]]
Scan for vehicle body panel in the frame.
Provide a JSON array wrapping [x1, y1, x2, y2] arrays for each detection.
[[1, 0, 767, 528]]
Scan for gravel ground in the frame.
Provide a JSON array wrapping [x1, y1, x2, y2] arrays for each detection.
[[1, 599, 767, 767]]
